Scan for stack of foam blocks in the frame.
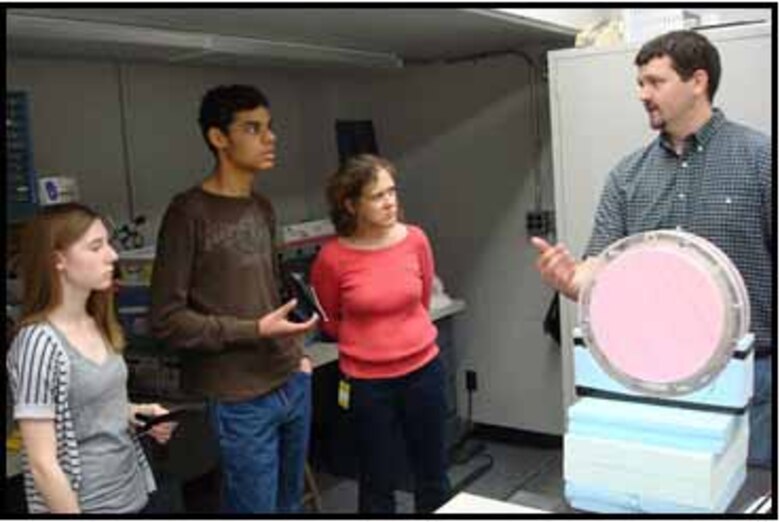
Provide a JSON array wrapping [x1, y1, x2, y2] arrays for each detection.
[[564, 328, 754, 513]]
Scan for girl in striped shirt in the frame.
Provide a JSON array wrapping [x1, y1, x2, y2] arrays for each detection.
[[7, 203, 175, 513]]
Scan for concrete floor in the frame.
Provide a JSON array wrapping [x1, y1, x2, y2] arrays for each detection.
[[306, 435, 773, 514]]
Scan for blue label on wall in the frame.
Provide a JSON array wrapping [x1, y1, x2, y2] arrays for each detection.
[[45, 180, 59, 201]]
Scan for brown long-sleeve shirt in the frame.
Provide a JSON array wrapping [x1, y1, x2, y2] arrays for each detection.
[[150, 187, 302, 401]]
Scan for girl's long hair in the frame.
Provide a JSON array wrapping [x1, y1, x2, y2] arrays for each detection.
[[18, 203, 125, 352]]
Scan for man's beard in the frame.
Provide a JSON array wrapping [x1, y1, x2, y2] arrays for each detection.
[[646, 105, 665, 130]]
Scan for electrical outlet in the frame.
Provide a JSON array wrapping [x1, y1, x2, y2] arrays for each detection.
[[526, 210, 556, 238], [465, 370, 477, 392]]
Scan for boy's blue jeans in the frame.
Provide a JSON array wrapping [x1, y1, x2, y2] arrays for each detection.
[[210, 371, 312, 513]]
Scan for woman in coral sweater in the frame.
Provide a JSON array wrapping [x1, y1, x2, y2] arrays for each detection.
[[311, 154, 450, 514]]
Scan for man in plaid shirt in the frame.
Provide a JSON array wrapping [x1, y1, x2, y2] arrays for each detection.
[[532, 30, 772, 468]]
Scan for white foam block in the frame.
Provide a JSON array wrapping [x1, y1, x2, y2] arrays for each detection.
[[568, 397, 741, 453], [565, 463, 746, 513], [564, 414, 748, 510]]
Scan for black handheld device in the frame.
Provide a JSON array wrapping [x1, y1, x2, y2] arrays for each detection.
[[287, 272, 329, 322], [135, 404, 203, 431]]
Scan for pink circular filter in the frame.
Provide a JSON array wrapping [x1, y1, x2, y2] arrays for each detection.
[[587, 244, 725, 383], [580, 230, 750, 396]]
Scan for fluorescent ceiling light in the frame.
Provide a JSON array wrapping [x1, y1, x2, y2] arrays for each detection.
[[7, 14, 207, 49], [206, 33, 402, 68], [7, 13, 403, 68]]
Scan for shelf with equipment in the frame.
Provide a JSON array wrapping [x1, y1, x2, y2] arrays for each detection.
[[6, 91, 38, 224]]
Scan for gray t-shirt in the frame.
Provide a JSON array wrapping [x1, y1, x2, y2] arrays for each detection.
[[51, 325, 149, 513]]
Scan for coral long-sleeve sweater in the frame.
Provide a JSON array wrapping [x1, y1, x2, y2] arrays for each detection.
[[310, 225, 439, 379]]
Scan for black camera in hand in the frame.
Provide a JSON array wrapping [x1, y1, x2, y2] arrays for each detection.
[[284, 271, 328, 323]]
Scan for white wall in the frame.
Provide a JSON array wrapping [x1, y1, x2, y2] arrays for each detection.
[[494, 8, 617, 32], [495, 7, 772, 33], [7, 57, 337, 236], [6, 58, 129, 223]]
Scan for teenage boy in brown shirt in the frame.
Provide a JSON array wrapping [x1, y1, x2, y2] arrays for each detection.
[[150, 85, 318, 513]]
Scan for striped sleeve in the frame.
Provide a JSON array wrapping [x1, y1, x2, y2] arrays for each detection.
[[7, 325, 58, 420]]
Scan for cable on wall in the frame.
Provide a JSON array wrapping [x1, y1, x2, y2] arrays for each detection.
[[116, 61, 136, 222], [511, 50, 545, 212]]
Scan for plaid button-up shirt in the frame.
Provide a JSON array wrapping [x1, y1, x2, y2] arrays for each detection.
[[585, 108, 773, 355]]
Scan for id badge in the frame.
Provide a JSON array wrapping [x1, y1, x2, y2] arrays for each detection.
[[338, 379, 351, 410]]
